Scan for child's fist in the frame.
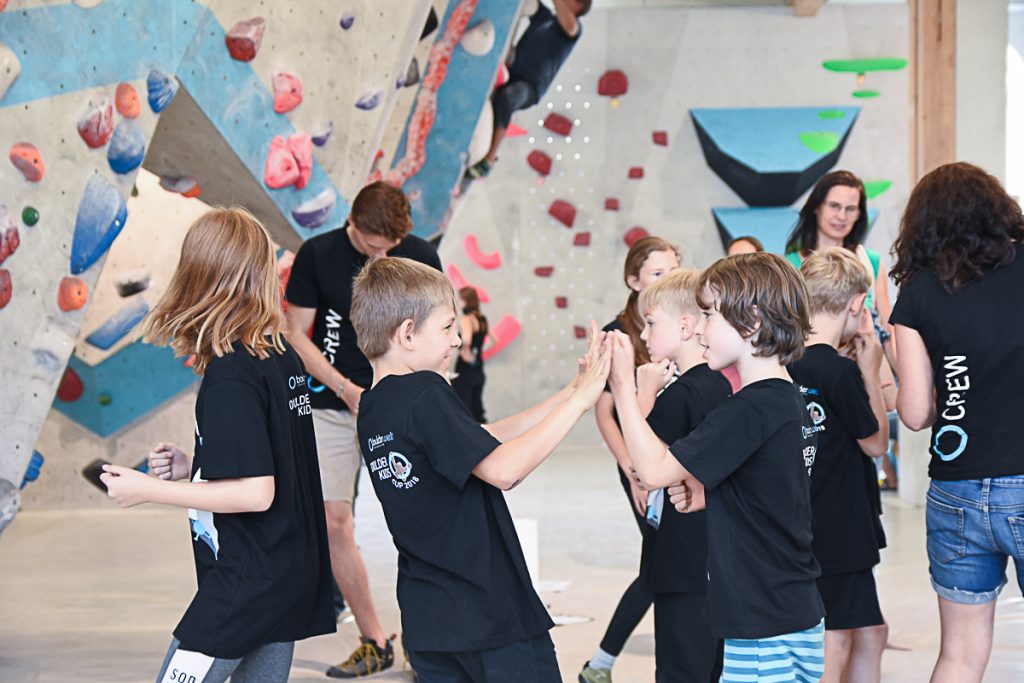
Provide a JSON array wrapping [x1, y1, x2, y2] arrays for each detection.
[[148, 443, 191, 481], [100, 464, 154, 508]]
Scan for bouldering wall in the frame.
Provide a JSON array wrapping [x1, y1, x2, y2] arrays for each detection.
[[439, 3, 910, 443]]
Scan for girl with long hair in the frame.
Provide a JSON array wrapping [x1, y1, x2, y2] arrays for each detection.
[[451, 286, 490, 422]]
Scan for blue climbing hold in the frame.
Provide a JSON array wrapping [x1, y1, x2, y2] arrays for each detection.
[[85, 297, 150, 350], [71, 175, 128, 275], [147, 68, 178, 113], [107, 120, 146, 174], [21, 451, 44, 490]]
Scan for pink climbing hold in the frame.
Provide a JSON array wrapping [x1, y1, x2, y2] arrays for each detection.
[[463, 234, 502, 270], [264, 135, 300, 189], [77, 96, 114, 148], [534, 266, 554, 277], [653, 131, 668, 146], [543, 113, 573, 137], [115, 83, 140, 119], [287, 133, 313, 189], [628, 167, 644, 179], [573, 325, 587, 339], [447, 263, 490, 303], [226, 17, 266, 62], [272, 70, 302, 113], [624, 226, 649, 247], [0, 269, 10, 309], [481, 314, 522, 361], [507, 123, 528, 138], [494, 62, 509, 88], [605, 198, 620, 211], [548, 200, 575, 228], [9, 143, 44, 182], [573, 232, 590, 246], [598, 69, 629, 98], [555, 296, 568, 309], [527, 150, 552, 177], [0, 224, 19, 266]]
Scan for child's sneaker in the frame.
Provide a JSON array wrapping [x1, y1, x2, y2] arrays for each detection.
[[466, 158, 493, 179], [326, 636, 395, 678], [579, 663, 613, 683]]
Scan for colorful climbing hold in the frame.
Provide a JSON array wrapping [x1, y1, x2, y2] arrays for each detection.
[[107, 120, 146, 174], [77, 95, 114, 148], [115, 270, 150, 297], [534, 266, 554, 278], [852, 89, 880, 99], [0, 269, 10, 309], [495, 63, 509, 88], [158, 176, 201, 197], [0, 224, 19, 266], [463, 234, 502, 270], [56, 367, 84, 402], [272, 69, 303, 113], [264, 135, 300, 189], [70, 174, 128, 275], [21, 206, 38, 226], [98, 393, 112, 406], [446, 263, 490, 303], [573, 325, 587, 339], [115, 82, 140, 118], [73, 0, 104, 8], [20, 452, 44, 489], [528, 150, 552, 176], [818, 109, 846, 119], [598, 69, 628, 99], [291, 188, 337, 228], [549, 200, 576, 228], [605, 198, 620, 211], [799, 131, 840, 154], [86, 298, 150, 350], [863, 180, 893, 199], [628, 167, 644, 179], [146, 69, 178, 113], [652, 131, 668, 146], [507, 123, 528, 138], [355, 90, 383, 111], [480, 314, 522, 361], [624, 227, 649, 247], [460, 19, 495, 56], [0, 42, 21, 103], [340, 11, 355, 30], [555, 296, 568, 309], [543, 113, 573, 136], [287, 133, 312, 189], [57, 276, 89, 312], [311, 121, 333, 146], [398, 58, 420, 89], [9, 143, 45, 182], [573, 232, 590, 246], [822, 58, 908, 74], [225, 17, 266, 62]]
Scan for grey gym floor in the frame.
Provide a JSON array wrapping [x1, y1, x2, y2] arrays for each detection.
[[1, 444, 1022, 682]]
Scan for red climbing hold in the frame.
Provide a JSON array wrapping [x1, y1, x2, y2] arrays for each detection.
[[272, 69, 302, 113], [548, 200, 576, 228], [605, 198, 620, 211], [0, 225, 19, 266], [555, 296, 568, 309], [9, 143, 44, 182], [57, 276, 89, 312], [264, 135, 300, 189], [56, 367, 84, 402], [624, 226, 649, 247], [115, 83, 140, 119], [77, 96, 114, 148], [543, 113, 573, 136], [653, 131, 668, 146], [628, 167, 644, 180], [0, 269, 10, 309], [226, 17, 266, 62], [598, 69, 629, 98], [573, 232, 590, 246], [527, 150, 552, 177], [287, 133, 313, 189], [573, 325, 587, 339], [494, 62, 509, 88], [534, 266, 554, 277]]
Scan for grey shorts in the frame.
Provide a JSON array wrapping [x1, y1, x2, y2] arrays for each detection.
[[311, 408, 361, 503]]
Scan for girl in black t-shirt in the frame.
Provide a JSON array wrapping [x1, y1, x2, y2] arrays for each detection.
[[99, 208, 334, 683], [890, 162, 1024, 683], [451, 286, 490, 422]]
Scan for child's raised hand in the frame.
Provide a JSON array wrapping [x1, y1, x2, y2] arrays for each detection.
[[570, 334, 612, 409], [636, 359, 676, 399], [148, 442, 191, 481], [100, 464, 155, 507], [571, 321, 605, 388], [607, 331, 637, 394]]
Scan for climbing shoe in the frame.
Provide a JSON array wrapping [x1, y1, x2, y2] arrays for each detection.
[[578, 663, 613, 683], [326, 635, 395, 678]]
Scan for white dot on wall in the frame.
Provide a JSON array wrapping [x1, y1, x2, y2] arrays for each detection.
[[549, 344, 556, 351], [574, 153, 581, 160], [556, 84, 563, 92], [549, 188, 556, 194], [530, 220, 537, 226], [559, 329, 566, 336], [560, 235, 566, 243], [559, 171, 565, 177], [569, 314, 575, 320], [547, 102, 554, 109], [574, 119, 581, 125], [566, 103, 572, 110], [578, 171, 585, 177], [569, 283, 575, 289], [528, 137, 535, 144], [588, 283, 594, 289], [567, 344, 575, 351], [588, 219, 594, 225], [531, 345, 538, 352], [560, 359, 566, 366], [547, 136, 554, 144], [549, 313, 556, 320], [578, 267, 584, 273], [556, 153, 563, 160], [584, 102, 591, 109], [530, 187, 536, 194], [540, 235, 547, 242], [531, 283, 537, 290], [583, 136, 590, 143], [538, 119, 544, 126], [530, 313, 538, 321], [575, 84, 582, 92], [568, 187, 574, 194], [541, 329, 547, 336], [566, 136, 572, 143]]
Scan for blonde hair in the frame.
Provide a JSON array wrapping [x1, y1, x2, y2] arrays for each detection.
[[800, 247, 872, 316], [144, 207, 285, 375], [639, 269, 701, 318], [351, 257, 455, 360]]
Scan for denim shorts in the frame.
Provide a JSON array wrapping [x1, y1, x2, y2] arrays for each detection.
[[926, 476, 1024, 604]]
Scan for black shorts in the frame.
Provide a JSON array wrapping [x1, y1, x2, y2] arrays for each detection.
[[817, 569, 884, 630], [491, 79, 539, 129], [407, 632, 559, 683]]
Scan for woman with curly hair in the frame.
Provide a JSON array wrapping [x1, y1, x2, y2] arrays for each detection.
[[889, 162, 1024, 683]]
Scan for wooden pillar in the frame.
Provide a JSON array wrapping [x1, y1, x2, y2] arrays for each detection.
[[910, 0, 957, 180]]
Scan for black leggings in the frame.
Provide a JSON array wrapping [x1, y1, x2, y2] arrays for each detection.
[[597, 467, 655, 656], [491, 79, 538, 129], [654, 593, 723, 683]]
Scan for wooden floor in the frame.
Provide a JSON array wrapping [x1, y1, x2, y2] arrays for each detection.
[[1, 444, 1022, 682]]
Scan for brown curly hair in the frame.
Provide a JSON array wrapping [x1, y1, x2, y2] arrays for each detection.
[[891, 162, 1024, 293]]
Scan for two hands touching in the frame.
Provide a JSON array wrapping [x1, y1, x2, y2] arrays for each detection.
[[99, 442, 190, 508]]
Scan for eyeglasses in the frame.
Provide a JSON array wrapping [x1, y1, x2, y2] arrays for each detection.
[[824, 201, 861, 217]]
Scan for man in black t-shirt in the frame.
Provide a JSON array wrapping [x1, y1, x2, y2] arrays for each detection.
[[466, 0, 590, 179], [284, 182, 441, 678], [789, 249, 891, 681]]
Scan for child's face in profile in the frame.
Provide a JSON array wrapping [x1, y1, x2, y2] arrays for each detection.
[[641, 305, 683, 363], [695, 288, 746, 371], [629, 250, 679, 292], [411, 304, 461, 375]]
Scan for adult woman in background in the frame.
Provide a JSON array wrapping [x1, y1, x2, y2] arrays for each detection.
[[451, 286, 489, 423]]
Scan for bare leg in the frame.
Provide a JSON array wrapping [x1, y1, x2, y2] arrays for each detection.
[[842, 622, 887, 683], [930, 597, 995, 683], [485, 125, 507, 164], [822, 630, 853, 683], [325, 500, 386, 647]]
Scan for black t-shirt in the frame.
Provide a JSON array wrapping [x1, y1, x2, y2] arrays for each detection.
[[510, 3, 581, 98], [174, 341, 335, 659], [284, 227, 442, 411], [640, 364, 732, 594], [669, 379, 824, 639], [788, 344, 881, 575], [357, 371, 553, 652], [889, 246, 1024, 480]]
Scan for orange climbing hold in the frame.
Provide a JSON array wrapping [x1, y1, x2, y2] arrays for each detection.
[[57, 276, 89, 312], [115, 83, 140, 118], [0, 269, 10, 309], [9, 142, 44, 182]]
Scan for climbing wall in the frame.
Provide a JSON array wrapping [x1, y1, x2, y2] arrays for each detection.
[[439, 3, 910, 441]]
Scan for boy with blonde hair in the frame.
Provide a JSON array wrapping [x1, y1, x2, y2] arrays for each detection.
[[788, 247, 890, 683], [350, 256, 610, 682], [608, 253, 825, 683]]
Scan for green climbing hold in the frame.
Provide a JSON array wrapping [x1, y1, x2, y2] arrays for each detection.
[[853, 89, 881, 99], [818, 109, 846, 119], [22, 206, 39, 226], [799, 132, 840, 155], [98, 393, 112, 406], [864, 180, 893, 199], [131, 184, 139, 198], [822, 58, 908, 73]]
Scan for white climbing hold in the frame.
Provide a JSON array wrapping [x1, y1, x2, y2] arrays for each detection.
[[0, 43, 20, 103], [460, 20, 495, 57]]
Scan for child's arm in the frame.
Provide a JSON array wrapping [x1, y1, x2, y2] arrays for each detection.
[[100, 464, 275, 513], [636, 359, 675, 418], [593, 391, 649, 516], [853, 312, 890, 457], [285, 304, 363, 414], [608, 332, 694, 490], [473, 336, 610, 490], [894, 324, 937, 431], [551, 0, 581, 37]]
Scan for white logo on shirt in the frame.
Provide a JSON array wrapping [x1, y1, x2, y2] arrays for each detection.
[[369, 450, 420, 490], [806, 401, 827, 426], [187, 468, 220, 559], [368, 432, 395, 452]]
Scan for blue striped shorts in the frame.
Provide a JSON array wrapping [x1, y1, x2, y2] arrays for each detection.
[[721, 620, 825, 682]]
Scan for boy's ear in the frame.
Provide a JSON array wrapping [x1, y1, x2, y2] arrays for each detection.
[[396, 318, 417, 350], [680, 314, 696, 340], [850, 292, 868, 315]]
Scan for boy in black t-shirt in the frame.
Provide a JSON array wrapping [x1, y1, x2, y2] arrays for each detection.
[[608, 253, 826, 683], [788, 248, 890, 682], [607, 269, 731, 683], [349, 257, 610, 683]]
